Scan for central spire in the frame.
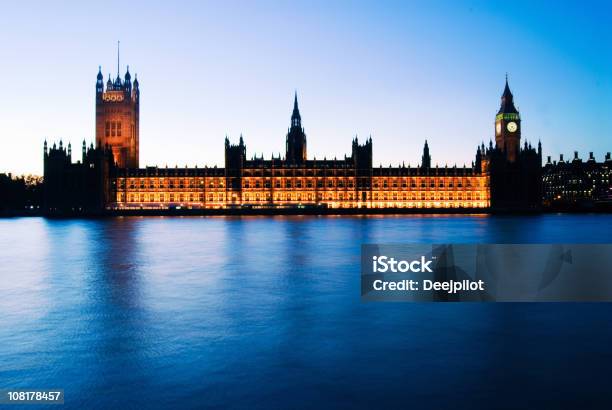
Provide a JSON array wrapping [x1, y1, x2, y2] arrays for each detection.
[[286, 91, 307, 163], [291, 91, 301, 128], [421, 140, 431, 170]]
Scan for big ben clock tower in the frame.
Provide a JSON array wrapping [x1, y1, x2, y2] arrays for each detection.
[[495, 76, 521, 163]]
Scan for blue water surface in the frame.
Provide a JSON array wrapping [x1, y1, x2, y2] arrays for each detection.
[[1, 214, 611, 409]]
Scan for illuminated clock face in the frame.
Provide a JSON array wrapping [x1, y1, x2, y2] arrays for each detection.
[[507, 121, 518, 132], [496, 122, 501, 134], [102, 92, 124, 102]]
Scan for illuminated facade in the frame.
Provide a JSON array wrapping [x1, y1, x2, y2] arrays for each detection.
[[95, 51, 140, 168], [44, 73, 546, 213], [109, 93, 489, 210], [110, 153, 490, 210]]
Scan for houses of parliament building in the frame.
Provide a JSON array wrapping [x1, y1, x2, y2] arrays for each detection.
[[43, 63, 543, 213]]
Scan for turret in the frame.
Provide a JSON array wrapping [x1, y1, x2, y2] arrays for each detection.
[[124, 66, 132, 95], [113, 74, 122, 89], [538, 140, 542, 160], [421, 140, 431, 170], [133, 74, 140, 102], [96, 66, 104, 96], [285, 92, 307, 163], [352, 136, 373, 170], [224, 135, 247, 184]]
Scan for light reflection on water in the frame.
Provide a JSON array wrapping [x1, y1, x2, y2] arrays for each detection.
[[1, 214, 612, 409]]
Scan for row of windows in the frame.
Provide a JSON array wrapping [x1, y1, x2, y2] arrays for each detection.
[[105, 121, 122, 137], [239, 193, 483, 201], [118, 191, 485, 203], [117, 180, 225, 189], [122, 193, 226, 203], [241, 169, 480, 177], [115, 178, 485, 190]]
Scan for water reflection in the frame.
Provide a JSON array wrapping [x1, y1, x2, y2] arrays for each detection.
[[1, 214, 612, 409]]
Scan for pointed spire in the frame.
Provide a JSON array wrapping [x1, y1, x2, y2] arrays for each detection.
[[498, 74, 518, 114], [502, 74, 511, 97], [421, 139, 431, 170], [538, 140, 542, 156], [291, 90, 301, 127]]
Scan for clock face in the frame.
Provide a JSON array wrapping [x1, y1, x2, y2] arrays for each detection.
[[507, 121, 518, 132], [102, 92, 124, 102], [496, 122, 501, 135]]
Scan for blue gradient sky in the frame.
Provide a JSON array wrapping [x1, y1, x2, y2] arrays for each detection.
[[0, 0, 610, 175]]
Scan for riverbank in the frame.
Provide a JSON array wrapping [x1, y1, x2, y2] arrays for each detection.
[[2, 204, 612, 218]]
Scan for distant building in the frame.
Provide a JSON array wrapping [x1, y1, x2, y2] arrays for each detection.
[[543, 152, 612, 207], [1, 173, 43, 212], [0, 173, 26, 211], [44, 65, 547, 213]]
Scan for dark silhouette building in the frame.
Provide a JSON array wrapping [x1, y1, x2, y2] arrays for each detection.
[[543, 151, 612, 208], [0, 174, 42, 212], [43, 140, 115, 213], [285, 93, 307, 164], [481, 78, 543, 210]]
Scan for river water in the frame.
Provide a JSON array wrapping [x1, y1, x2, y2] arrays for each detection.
[[1, 214, 611, 409]]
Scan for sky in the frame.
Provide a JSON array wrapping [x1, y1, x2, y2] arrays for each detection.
[[0, 0, 611, 175]]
